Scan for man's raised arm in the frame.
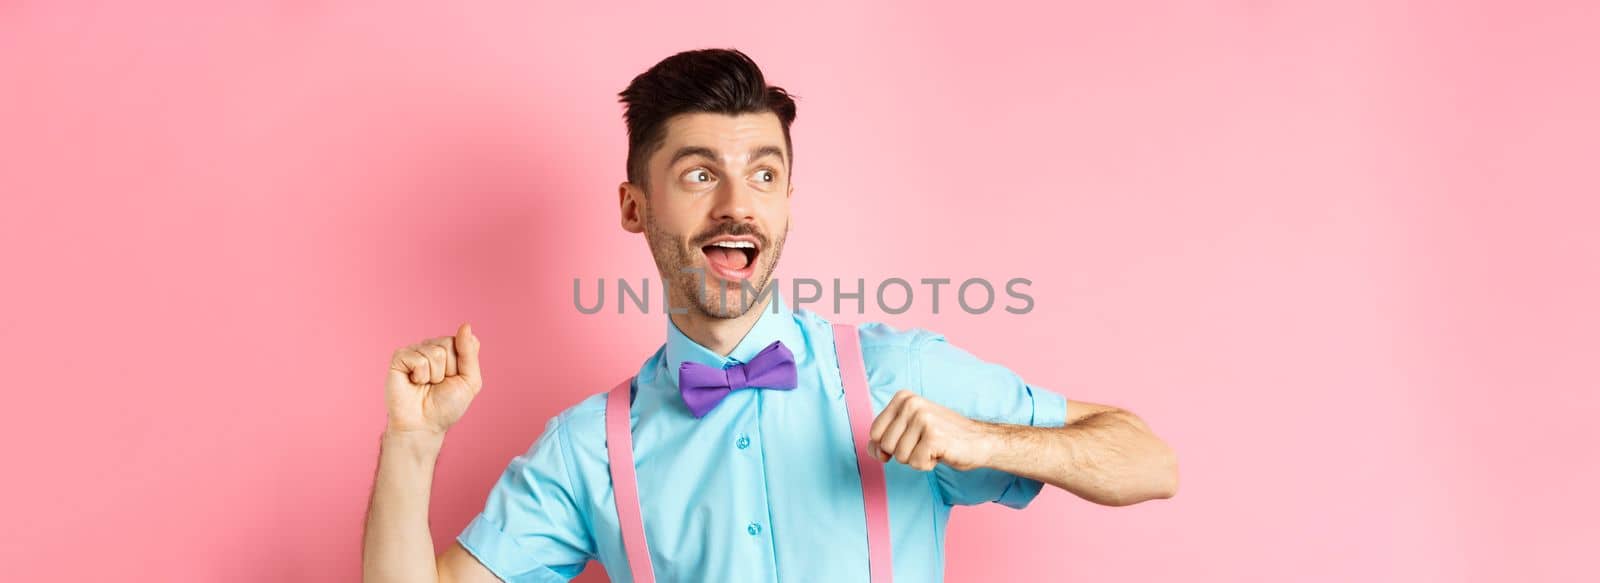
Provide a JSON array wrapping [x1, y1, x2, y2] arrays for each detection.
[[361, 323, 499, 583]]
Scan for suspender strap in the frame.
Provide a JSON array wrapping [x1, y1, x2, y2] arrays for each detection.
[[833, 323, 895, 583], [605, 378, 655, 583]]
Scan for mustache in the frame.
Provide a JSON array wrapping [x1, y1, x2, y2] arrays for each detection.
[[689, 222, 768, 249]]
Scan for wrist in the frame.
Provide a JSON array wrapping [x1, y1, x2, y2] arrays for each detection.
[[381, 427, 446, 460], [969, 420, 1009, 470]]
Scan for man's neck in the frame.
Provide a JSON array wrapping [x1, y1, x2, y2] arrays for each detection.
[[669, 294, 775, 357]]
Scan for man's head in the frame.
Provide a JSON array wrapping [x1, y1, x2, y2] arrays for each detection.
[[617, 48, 796, 319]]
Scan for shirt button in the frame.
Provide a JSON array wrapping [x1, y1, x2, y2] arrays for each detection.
[[735, 434, 751, 450], [747, 522, 763, 536]]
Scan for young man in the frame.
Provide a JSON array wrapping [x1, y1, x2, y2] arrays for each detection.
[[363, 49, 1178, 583]]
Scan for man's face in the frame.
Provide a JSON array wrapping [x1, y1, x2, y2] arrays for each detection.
[[620, 112, 792, 319]]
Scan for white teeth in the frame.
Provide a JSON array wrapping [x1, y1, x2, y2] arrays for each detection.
[[711, 241, 756, 249]]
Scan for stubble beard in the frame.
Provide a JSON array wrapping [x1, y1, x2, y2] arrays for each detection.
[[643, 207, 787, 320]]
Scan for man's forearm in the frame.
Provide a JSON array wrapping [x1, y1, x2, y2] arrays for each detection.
[[979, 410, 1178, 506], [363, 430, 447, 583]]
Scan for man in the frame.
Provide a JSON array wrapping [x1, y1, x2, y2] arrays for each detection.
[[363, 48, 1178, 583]]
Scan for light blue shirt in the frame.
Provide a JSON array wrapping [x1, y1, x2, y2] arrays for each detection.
[[457, 297, 1069, 582]]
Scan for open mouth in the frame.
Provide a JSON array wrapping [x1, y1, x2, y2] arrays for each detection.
[[701, 239, 760, 281]]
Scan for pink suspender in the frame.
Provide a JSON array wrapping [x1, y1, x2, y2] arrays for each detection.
[[605, 381, 656, 583], [833, 323, 896, 583], [603, 323, 893, 582]]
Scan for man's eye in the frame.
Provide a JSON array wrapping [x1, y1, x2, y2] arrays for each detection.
[[685, 169, 712, 183], [754, 169, 775, 182]]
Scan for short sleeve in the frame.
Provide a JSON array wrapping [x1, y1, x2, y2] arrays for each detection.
[[913, 332, 1068, 509], [456, 415, 593, 582]]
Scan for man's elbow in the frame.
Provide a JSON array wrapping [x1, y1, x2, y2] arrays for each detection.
[[1153, 444, 1179, 499], [1106, 444, 1179, 506], [1114, 410, 1179, 500]]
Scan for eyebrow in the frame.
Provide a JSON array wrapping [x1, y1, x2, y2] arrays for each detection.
[[749, 145, 787, 165], [666, 146, 718, 168], [667, 145, 788, 168]]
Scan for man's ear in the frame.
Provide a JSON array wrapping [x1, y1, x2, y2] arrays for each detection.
[[619, 181, 645, 233]]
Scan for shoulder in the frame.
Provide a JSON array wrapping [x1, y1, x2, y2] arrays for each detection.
[[793, 310, 950, 392], [545, 391, 610, 463], [793, 308, 945, 351]]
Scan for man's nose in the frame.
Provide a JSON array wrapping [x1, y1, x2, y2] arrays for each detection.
[[709, 180, 757, 223]]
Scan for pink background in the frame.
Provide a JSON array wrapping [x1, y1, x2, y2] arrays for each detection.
[[2, 1, 1596, 581]]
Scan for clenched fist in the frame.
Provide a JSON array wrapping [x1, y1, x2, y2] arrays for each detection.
[[385, 323, 483, 435], [869, 390, 995, 472]]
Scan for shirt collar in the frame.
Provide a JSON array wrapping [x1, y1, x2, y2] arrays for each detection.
[[662, 292, 808, 389]]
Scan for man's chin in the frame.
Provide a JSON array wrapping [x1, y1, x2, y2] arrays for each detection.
[[695, 293, 757, 318], [691, 282, 768, 318]]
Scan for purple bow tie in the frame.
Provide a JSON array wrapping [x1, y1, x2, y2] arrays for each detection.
[[678, 341, 798, 418]]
